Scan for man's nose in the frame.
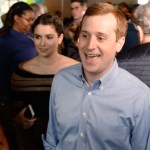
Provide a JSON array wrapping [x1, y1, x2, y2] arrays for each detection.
[[87, 37, 97, 51]]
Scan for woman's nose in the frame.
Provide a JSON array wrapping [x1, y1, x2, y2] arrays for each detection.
[[40, 38, 45, 45]]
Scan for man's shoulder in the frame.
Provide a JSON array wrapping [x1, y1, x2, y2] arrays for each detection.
[[52, 63, 82, 87], [60, 63, 80, 71], [56, 63, 81, 77]]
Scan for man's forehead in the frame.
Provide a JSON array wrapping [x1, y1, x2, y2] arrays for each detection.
[[82, 14, 117, 24], [81, 15, 117, 33]]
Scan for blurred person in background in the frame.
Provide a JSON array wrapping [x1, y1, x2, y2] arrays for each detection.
[[117, 2, 140, 59], [70, 0, 87, 25], [0, 13, 7, 36], [62, 0, 87, 61], [119, 2, 150, 87], [54, 10, 62, 19], [0, 2, 37, 103], [30, 3, 47, 19], [118, 2, 133, 21]]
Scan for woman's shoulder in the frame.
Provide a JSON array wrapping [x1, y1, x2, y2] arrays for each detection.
[[54, 55, 79, 73], [15, 58, 36, 74], [18, 57, 37, 72], [60, 55, 80, 66]]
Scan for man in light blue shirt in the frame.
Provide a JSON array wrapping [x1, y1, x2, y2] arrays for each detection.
[[43, 3, 150, 150]]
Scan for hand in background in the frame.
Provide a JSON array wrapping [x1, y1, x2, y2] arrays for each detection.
[[14, 107, 37, 129]]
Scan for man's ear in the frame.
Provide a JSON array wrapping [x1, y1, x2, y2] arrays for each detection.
[[76, 38, 79, 47], [116, 36, 125, 53]]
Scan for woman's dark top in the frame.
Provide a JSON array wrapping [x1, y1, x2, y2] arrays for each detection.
[[10, 65, 54, 117]]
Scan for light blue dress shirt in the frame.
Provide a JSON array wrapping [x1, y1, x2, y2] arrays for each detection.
[[43, 60, 150, 150]]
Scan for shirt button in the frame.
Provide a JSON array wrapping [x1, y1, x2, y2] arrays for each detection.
[[100, 86, 104, 90], [88, 92, 91, 95], [83, 112, 86, 117], [80, 133, 84, 137], [80, 81, 83, 85]]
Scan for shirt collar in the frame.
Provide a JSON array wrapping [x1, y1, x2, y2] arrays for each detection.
[[100, 59, 119, 89], [78, 59, 119, 89]]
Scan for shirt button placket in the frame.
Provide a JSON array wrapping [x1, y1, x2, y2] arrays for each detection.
[[83, 112, 86, 118]]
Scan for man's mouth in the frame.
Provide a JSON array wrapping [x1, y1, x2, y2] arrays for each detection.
[[85, 53, 101, 58]]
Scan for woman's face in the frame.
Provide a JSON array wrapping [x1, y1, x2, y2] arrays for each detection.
[[33, 24, 63, 57], [0, 126, 9, 150], [13, 10, 35, 34]]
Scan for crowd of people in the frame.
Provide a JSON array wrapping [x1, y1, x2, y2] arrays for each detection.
[[1, 0, 150, 150]]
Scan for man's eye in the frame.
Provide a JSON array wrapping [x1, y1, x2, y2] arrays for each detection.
[[80, 34, 88, 38], [98, 37, 105, 41], [98, 37, 103, 40], [71, 7, 79, 10], [75, 7, 79, 10]]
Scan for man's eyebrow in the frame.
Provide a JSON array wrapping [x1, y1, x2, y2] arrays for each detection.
[[80, 30, 87, 33], [80, 30, 109, 37], [97, 32, 109, 37]]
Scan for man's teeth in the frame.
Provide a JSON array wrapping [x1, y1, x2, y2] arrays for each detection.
[[86, 54, 100, 57]]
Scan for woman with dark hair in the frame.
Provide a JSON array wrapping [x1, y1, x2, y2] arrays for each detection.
[[4, 1, 34, 33], [10, 13, 79, 149], [0, 2, 37, 102]]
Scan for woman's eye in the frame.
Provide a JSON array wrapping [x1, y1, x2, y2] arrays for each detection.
[[34, 35, 40, 39], [83, 34, 88, 38], [46, 36, 53, 40]]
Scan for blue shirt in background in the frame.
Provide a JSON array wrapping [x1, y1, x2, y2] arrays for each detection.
[[43, 60, 150, 150], [0, 29, 37, 98]]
